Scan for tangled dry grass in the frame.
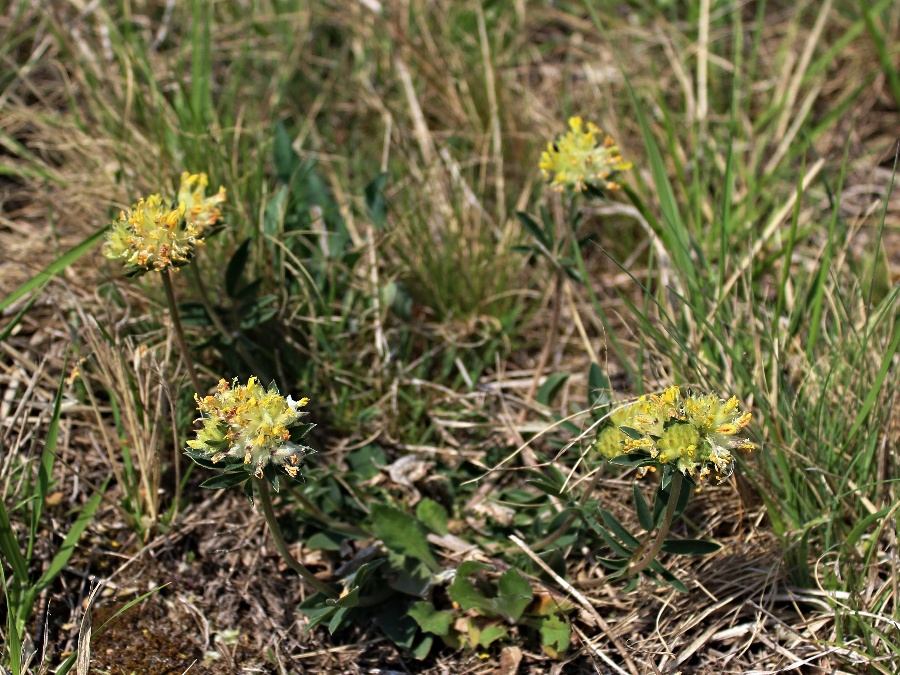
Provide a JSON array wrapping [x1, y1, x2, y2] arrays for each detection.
[[2, 1, 898, 673]]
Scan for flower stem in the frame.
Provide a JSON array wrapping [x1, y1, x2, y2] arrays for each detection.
[[255, 478, 339, 599], [628, 471, 683, 577], [161, 268, 202, 395]]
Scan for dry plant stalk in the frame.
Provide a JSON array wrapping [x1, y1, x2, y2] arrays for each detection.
[[78, 313, 177, 534]]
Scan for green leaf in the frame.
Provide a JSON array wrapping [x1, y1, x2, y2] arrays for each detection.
[[618, 426, 644, 440], [327, 606, 351, 634], [412, 635, 433, 660], [2, 565, 22, 674], [588, 362, 611, 409], [336, 559, 386, 609], [386, 557, 432, 597], [364, 172, 389, 228], [457, 560, 491, 577], [448, 567, 491, 613], [494, 568, 533, 622], [596, 556, 629, 571], [633, 484, 653, 531], [585, 518, 633, 558], [347, 445, 385, 480], [407, 601, 453, 637], [660, 539, 721, 556], [225, 238, 251, 298], [599, 510, 639, 548], [539, 614, 571, 654], [374, 602, 419, 648], [516, 210, 551, 249], [477, 622, 508, 648], [527, 466, 567, 496], [0, 227, 107, 314], [609, 453, 654, 468], [647, 560, 689, 592], [199, 471, 248, 490], [537, 372, 569, 406], [370, 504, 438, 570], [844, 507, 890, 552], [298, 595, 337, 631], [859, 0, 900, 109], [274, 121, 298, 182], [415, 498, 448, 535], [306, 531, 344, 551], [188, 0, 212, 127]]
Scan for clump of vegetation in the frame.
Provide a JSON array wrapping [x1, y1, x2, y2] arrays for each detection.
[[1, 1, 897, 673]]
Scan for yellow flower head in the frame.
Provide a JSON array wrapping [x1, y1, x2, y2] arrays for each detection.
[[656, 423, 700, 474], [595, 387, 754, 482], [103, 172, 225, 275], [177, 172, 226, 230], [594, 426, 629, 460], [539, 116, 632, 192], [187, 376, 312, 479]]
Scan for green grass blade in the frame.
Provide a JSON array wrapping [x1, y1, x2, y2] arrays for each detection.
[[28, 363, 67, 560], [858, 0, 900, 109], [623, 79, 699, 294], [806, 147, 849, 357], [0, 286, 43, 341], [0, 498, 29, 583], [1, 565, 23, 674], [846, 313, 899, 442], [32, 481, 107, 596], [0, 227, 108, 313]]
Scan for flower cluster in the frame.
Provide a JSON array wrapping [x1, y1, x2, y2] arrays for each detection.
[[103, 172, 226, 275], [187, 377, 312, 479], [539, 116, 632, 192], [594, 387, 754, 481]]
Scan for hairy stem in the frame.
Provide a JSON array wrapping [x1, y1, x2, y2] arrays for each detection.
[[255, 478, 339, 599], [161, 268, 202, 394], [628, 472, 683, 577]]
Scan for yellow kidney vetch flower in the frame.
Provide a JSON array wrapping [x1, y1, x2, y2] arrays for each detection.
[[187, 377, 312, 479], [103, 172, 226, 275], [594, 386, 754, 482], [177, 171, 226, 230], [539, 116, 632, 192]]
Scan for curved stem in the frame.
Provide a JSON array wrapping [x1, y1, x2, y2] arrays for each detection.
[[533, 467, 603, 550], [161, 268, 202, 395], [255, 478, 339, 599], [628, 472, 683, 577]]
